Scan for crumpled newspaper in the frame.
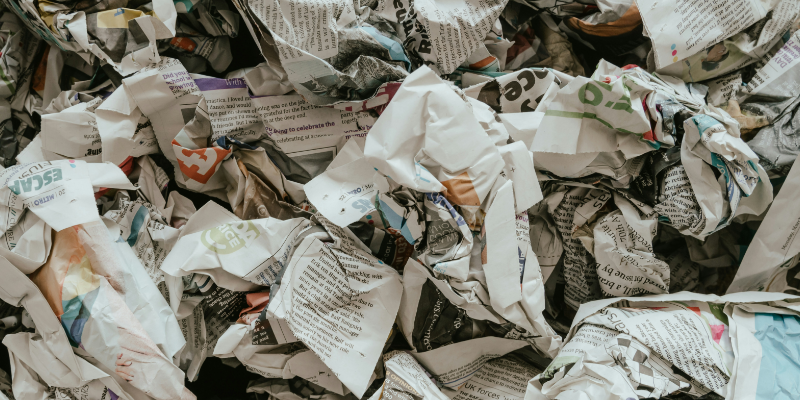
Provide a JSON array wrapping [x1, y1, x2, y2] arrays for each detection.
[[0, 0, 798, 399]]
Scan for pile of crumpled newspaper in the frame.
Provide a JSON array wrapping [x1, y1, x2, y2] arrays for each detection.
[[0, 0, 799, 398]]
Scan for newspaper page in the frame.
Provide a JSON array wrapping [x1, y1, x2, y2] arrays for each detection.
[[251, 94, 375, 177], [123, 58, 202, 164], [549, 186, 605, 309], [463, 68, 560, 114], [578, 301, 732, 395], [0, 208, 50, 274], [195, 77, 266, 142], [532, 323, 691, 400], [175, 305, 208, 382], [532, 300, 731, 399], [639, 0, 768, 69], [727, 154, 800, 293], [527, 197, 562, 284], [412, 338, 529, 390], [214, 325, 347, 394], [364, 66, 504, 207], [415, 192, 473, 281], [369, 351, 449, 400], [593, 195, 670, 298], [741, 30, 800, 98], [374, 0, 505, 74], [652, 164, 706, 237], [235, 0, 410, 106], [304, 157, 380, 227], [534, 75, 655, 156], [266, 224, 402, 397], [104, 197, 180, 284], [5, 332, 129, 400], [0, 160, 135, 232], [532, 292, 800, 400], [94, 86, 151, 166], [706, 73, 742, 106], [397, 258, 532, 389], [498, 141, 542, 213], [39, 98, 103, 162], [451, 356, 541, 400], [483, 180, 523, 311], [163, 214, 311, 290]]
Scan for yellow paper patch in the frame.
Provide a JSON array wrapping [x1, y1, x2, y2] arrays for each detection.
[[95, 8, 145, 29], [61, 255, 101, 301]]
